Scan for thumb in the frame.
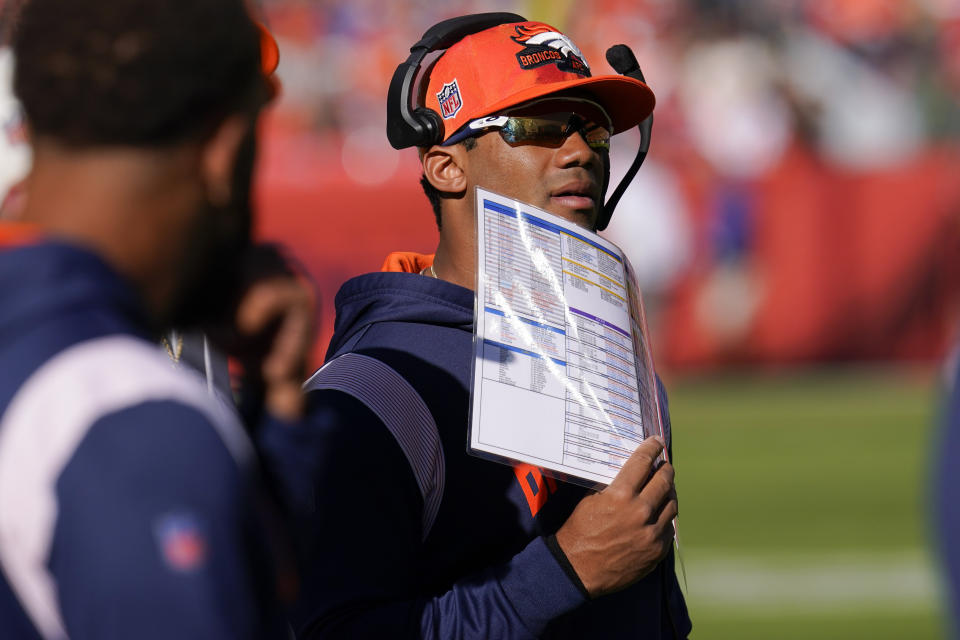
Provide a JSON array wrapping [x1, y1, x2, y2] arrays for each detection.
[[606, 436, 664, 495]]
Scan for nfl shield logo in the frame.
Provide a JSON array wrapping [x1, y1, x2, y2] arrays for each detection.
[[154, 513, 208, 572], [436, 79, 463, 120]]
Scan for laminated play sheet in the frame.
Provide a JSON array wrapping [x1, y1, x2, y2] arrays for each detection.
[[468, 187, 666, 486]]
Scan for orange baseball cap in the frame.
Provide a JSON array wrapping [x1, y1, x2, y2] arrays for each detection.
[[424, 21, 655, 143], [257, 22, 280, 75], [256, 22, 281, 98]]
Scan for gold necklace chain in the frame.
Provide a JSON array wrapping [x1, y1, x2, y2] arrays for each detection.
[[161, 332, 184, 364]]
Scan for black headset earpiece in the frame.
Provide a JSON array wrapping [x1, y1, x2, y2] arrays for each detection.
[[387, 12, 526, 150]]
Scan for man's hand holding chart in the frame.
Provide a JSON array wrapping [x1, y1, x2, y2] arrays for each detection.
[[555, 436, 677, 597]]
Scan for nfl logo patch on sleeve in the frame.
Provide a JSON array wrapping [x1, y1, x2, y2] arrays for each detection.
[[436, 79, 463, 119], [154, 512, 208, 572]]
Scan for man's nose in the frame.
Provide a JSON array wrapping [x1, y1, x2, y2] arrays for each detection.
[[554, 128, 602, 169]]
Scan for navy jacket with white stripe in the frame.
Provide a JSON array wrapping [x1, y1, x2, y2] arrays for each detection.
[[0, 240, 287, 639]]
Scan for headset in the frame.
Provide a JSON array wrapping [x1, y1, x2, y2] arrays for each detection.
[[386, 12, 653, 231]]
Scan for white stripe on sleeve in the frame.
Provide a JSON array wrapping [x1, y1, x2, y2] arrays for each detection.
[[0, 335, 252, 639]]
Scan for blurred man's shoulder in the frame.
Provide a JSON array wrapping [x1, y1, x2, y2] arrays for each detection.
[[2, 334, 252, 472]]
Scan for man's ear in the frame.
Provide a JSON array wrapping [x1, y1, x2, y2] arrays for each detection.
[[422, 144, 468, 196], [201, 114, 255, 206]]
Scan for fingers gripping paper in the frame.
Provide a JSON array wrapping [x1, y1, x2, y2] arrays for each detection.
[[468, 187, 666, 486]]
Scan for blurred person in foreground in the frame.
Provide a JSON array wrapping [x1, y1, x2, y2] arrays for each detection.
[[937, 353, 960, 638], [261, 14, 689, 639], [0, 1, 314, 637]]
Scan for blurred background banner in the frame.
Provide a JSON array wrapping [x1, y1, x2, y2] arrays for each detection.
[[4, 0, 959, 637]]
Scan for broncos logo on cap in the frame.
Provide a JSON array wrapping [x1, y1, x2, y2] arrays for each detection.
[[511, 24, 590, 76]]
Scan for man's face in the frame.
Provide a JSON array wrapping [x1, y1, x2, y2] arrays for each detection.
[[462, 98, 609, 230], [164, 123, 257, 330]]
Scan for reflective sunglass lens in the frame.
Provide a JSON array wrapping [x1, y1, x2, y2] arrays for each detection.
[[496, 112, 611, 151]]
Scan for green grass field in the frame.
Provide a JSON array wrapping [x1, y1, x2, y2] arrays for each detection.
[[667, 366, 950, 639]]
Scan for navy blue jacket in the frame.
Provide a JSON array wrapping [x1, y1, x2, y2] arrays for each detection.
[[937, 357, 960, 636], [0, 239, 288, 639], [262, 271, 691, 639]]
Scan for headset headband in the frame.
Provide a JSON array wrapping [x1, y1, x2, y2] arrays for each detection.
[[386, 13, 525, 150]]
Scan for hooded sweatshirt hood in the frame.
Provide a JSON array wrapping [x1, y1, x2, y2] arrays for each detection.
[[326, 271, 474, 361], [0, 239, 148, 352]]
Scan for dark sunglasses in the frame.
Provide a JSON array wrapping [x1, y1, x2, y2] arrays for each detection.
[[445, 111, 611, 151]]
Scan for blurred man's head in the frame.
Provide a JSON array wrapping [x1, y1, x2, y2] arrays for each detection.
[[14, 0, 267, 148], [12, 0, 275, 328]]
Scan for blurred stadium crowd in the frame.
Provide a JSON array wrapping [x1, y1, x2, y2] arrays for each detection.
[[259, 0, 960, 369], [3, 0, 960, 370]]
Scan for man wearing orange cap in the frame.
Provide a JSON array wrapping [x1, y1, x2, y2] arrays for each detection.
[[264, 14, 690, 639], [0, 2, 311, 637]]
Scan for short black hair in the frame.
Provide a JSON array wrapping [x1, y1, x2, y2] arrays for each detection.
[[420, 136, 477, 230], [13, 0, 264, 147]]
